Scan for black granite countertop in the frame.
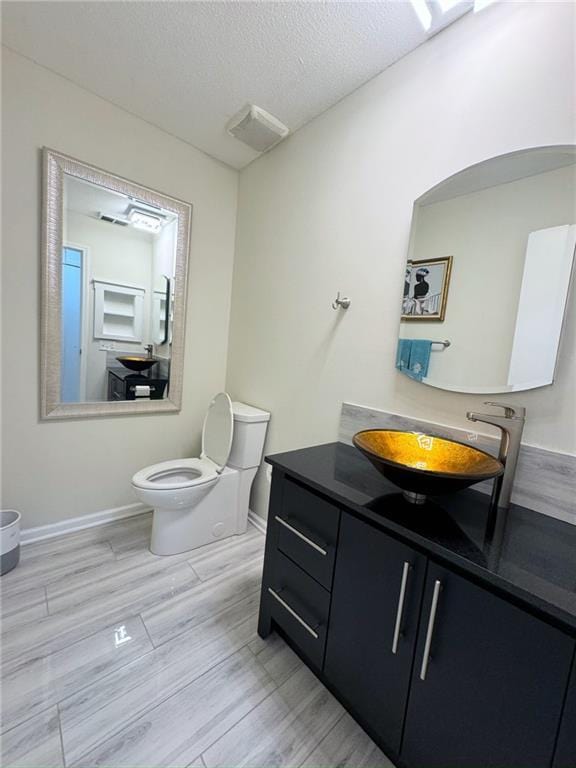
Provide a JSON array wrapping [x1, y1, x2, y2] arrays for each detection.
[[107, 363, 169, 382], [266, 442, 576, 634]]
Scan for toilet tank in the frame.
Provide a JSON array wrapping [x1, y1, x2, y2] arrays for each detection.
[[228, 402, 271, 469]]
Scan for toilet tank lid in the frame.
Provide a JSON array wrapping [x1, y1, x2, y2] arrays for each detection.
[[232, 401, 271, 423]]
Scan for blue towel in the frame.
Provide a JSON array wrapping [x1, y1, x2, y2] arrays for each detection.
[[407, 340, 432, 381], [396, 339, 412, 372]]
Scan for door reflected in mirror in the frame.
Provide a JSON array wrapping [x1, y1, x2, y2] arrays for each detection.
[[397, 146, 576, 393]]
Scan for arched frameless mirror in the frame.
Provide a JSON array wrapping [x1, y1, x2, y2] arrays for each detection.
[[397, 146, 576, 393], [41, 149, 191, 418]]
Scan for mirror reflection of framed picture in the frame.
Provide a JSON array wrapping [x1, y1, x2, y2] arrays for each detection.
[[402, 255, 453, 321]]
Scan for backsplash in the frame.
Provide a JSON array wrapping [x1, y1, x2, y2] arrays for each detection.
[[339, 402, 575, 526]]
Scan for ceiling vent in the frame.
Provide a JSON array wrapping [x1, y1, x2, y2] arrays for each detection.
[[226, 105, 289, 153], [98, 212, 129, 226]]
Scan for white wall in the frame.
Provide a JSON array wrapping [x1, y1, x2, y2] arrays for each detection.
[[401, 165, 575, 389], [1, 47, 238, 528], [226, 2, 576, 519]]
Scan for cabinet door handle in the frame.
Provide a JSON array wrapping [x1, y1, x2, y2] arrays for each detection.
[[267, 587, 319, 639], [392, 561, 411, 654], [274, 516, 327, 556], [420, 579, 442, 681]]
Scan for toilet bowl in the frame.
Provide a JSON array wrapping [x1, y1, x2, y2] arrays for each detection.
[[131, 393, 270, 555]]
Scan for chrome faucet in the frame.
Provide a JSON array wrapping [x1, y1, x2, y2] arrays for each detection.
[[145, 344, 154, 359], [466, 402, 526, 510]]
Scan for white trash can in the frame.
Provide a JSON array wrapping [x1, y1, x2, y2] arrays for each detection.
[[1, 510, 21, 575]]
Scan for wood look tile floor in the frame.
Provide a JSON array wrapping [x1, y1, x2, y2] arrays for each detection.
[[0, 513, 394, 768]]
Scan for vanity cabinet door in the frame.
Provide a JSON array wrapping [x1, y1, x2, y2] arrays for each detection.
[[401, 564, 574, 768], [324, 512, 427, 755], [107, 371, 125, 401], [554, 654, 576, 768]]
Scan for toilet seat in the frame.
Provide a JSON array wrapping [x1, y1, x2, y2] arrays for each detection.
[[132, 457, 219, 491], [131, 393, 234, 494]]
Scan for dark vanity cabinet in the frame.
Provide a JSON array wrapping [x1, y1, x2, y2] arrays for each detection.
[[258, 461, 576, 768], [554, 659, 576, 768], [401, 563, 573, 768], [324, 513, 426, 754], [107, 367, 168, 401]]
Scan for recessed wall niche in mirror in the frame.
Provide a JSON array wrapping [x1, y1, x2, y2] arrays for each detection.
[[41, 149, 191, 418], [397, 146, 576, 393]]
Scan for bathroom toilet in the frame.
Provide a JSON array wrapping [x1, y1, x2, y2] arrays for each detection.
[[131, 393, 270, 555]]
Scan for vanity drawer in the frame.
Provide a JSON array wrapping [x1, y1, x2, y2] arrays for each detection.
[[276, 478, 340, 590], [267, 550, 331, 670]]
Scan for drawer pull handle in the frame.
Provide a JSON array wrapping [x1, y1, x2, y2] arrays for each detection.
[[420, 579, 442, 681], [274, 516, 327, 556], [392, 561, 411, 654], [267, 587, 319, 639]]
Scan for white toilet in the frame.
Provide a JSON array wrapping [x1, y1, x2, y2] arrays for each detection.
[[131, 393, 270, 555]]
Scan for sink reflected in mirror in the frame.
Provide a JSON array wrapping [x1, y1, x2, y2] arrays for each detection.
[[353, 429, 504, 504], [116, 355, 158, 372]]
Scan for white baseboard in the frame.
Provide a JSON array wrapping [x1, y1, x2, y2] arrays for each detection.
[[21, 502, 151, 545], [22, 503, 264, 545], [248, 509, 267, 534]]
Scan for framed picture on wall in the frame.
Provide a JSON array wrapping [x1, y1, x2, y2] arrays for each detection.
[[401, 255, 453, 321]]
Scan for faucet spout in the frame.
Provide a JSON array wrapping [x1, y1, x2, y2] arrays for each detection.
[[467, 412, 514, 433], [466, 402, 526, 510]]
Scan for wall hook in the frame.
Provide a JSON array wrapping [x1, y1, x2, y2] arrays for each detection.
[[332, 292, 351, 310]]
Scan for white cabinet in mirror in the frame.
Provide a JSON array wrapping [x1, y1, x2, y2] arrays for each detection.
[[41, 149, 191, 418], [397, 146, 576, 394]]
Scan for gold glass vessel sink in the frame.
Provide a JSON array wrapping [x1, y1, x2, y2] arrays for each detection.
[[116, 355, 158, 372], [353, 429, 504, 504]]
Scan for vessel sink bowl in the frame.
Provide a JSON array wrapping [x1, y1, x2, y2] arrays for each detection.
[[116, 356, 158, 372], [353, 429, 504, 503]]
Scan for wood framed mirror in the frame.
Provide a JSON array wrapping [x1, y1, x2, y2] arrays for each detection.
[[41, 148, 191, 419]]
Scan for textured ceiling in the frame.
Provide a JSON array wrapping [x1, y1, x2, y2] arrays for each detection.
[[4, 1, 449, 169]]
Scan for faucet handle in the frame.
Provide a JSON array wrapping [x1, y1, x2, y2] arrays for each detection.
[[483, 402, 526, 419]]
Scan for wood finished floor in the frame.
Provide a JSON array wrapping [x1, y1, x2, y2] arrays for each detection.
[[0, 513, 394, 768]]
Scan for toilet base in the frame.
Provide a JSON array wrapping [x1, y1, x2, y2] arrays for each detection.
[[150, 467, 243, 555]]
